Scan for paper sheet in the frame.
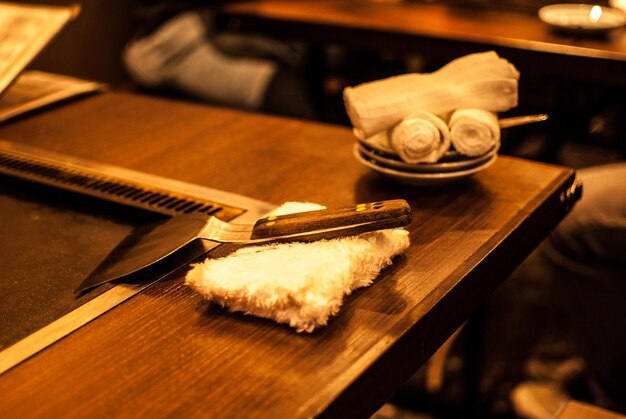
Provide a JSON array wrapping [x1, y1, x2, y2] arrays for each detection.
[[0, 70, 106, 123], [0, 2, 79, 95]]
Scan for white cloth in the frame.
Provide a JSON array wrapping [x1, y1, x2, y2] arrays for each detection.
[[390, 112, 451, 163], [343, 51, 519, 139], [123, 11, 277, 109], [449, 108, 500, 157], [185, 202, 410, 333]]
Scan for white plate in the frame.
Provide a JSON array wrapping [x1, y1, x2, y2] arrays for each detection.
[[357, 132, 396, 155], [357, 143, 497, 173], [538, 4, 626, 32], [357, 137, 472, 163], [357, 132, 497, 163], [357, 133, 463, 160], [353, 144, 498, 186]]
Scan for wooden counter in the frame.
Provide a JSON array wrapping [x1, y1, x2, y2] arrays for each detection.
[[0, 92, 577, 417]]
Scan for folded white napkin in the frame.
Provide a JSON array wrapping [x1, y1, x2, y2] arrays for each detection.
[[185, 202, 410, 333], [449, 108, 500, 157], [390, 112, 451, 163]]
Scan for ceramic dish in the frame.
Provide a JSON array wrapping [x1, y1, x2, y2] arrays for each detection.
[[353, 144, 498, 186], [357, 137, 470, 163], [357, 133, 496, 163], [356, 143, 497, 173], [357, 132, 397, 156], [538, 4, 626, 33]]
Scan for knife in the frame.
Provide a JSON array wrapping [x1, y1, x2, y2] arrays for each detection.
[[76, 199, 412, 292]]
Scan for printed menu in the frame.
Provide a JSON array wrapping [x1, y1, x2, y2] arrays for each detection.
[[0, 2, 105, 123]]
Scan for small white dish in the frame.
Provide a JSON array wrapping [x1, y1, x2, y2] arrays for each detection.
[[357, 132, 462, 161], [357, 132, 396, 156], [353, 144, 498, 186], [357, 143, 497, 173], [538, 4, 626, 33], [357, 137, 469, 163]]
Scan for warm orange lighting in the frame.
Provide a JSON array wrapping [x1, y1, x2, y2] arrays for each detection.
[[589, 5, 603, 23]]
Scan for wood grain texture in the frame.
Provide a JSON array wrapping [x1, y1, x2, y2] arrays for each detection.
[[0, 92, 576, 417], [250, 199, 411, 239], [217, 0, 626, 86]]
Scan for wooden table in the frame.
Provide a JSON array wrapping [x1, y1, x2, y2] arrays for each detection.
[[217, 0, 626, 86], [0, 91, 577, 417]]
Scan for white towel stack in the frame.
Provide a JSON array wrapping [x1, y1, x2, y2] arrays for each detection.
[[344, 51, 518, 140], [344, 51, 520, 162], [185, 202, 410, 333]]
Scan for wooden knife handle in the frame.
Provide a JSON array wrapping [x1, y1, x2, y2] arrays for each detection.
[[250, 199, 411, 240]]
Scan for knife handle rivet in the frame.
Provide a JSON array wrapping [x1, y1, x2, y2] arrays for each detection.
[[265, 221, 276, 227], [266, 215, 277, 221], [356, 203, 367, 212]]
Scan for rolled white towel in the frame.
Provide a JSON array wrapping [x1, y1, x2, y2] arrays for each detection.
[[390, 112, 451, 163], [449, 109, 500, 157], [185, 202, 410, 333]]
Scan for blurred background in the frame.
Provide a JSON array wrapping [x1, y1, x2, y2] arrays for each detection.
[[20, 0, 625, 169]]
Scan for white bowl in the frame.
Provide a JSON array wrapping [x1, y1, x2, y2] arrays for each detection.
[[538, 4, 626, 32]]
